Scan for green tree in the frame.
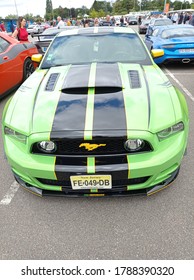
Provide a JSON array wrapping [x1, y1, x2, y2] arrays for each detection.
[[89, 9, 99, 18], [5, 14, 18, 19], [173, 0, 182, 10], [45, 0, 53, 20], [98, 9, 106, 17]]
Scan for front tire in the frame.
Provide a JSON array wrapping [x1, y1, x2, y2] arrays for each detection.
[[23, 58, 34, 81]]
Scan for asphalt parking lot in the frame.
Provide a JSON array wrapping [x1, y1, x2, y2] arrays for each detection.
[[0, 27, 194, 260]]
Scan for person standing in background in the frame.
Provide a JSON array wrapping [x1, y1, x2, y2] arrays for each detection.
[[138, 16, 142, 25], [178, 12, 183, 24], [11, 16, 28, 41], [56, 16, 64, 28], [172, 12, 178, 24], [120, 16, 124, 26], [189, 13, 194, 26], [0, 21, 6, 32]]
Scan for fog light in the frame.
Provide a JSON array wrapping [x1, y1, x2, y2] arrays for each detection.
[[125, 139, 144, 151], [38, 141, 56, 153]]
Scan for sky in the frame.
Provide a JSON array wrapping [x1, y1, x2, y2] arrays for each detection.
[[0, 1, 192, 18], [0, 0, 97, 18]]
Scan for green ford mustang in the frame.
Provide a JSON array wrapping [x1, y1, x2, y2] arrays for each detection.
[[2, 27, 189, 197]]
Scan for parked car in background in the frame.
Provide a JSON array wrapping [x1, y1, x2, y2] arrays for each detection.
[[146, 18, 173, 36], [2, 27, 189, 197], [99, 20, 112, 26], [115, 17, 128, 26], [138, 19, 151, 34], [145, 24, 194, 64], [34, 26, 79, 54], [27, 24, 44, 36], [0, 32, 38, 99], [40, 22, 50, 30], [128, 17, 138, 25]]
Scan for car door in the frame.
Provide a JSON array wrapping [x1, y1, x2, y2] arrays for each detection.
[[0, 36, 23, 96]]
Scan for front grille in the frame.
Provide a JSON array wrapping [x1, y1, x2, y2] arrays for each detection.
[[36, 176, 150, 187], [32, 137, 153, 155]]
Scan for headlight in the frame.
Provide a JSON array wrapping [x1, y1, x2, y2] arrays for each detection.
[[4, 126, 27, 144], [124, 139, 144, 151], [37, 141, 57, 153], [157, 122, 184, 141]]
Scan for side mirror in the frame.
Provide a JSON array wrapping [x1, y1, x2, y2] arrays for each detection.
[[31, 54, 43, 63]]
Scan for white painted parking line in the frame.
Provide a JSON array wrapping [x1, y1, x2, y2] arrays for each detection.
[[163, 66, 194, 102], [0, 181, 19, 205]]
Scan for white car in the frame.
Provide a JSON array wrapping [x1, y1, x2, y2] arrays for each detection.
[[27, 24, 44, 36]]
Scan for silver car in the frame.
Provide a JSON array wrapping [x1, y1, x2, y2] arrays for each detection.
[[27, 24, 44, 36]]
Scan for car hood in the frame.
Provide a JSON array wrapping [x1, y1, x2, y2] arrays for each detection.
[[5, 63, 179, 136]]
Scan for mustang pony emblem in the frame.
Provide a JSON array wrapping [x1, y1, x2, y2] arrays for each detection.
[[79, 143, 106, 151]]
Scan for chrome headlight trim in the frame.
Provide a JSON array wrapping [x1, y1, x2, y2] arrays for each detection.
[[4, 126, 27, 144], [157, 122, 184, 141]]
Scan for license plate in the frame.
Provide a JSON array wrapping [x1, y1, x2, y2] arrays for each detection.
[[70, 175, 112, 190], [179, 48, 194, 53]]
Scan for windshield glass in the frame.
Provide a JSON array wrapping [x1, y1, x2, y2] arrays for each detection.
[[40, 33, 151, 68], [155, 19, 172, 26], [161, 28, 194, 39], [142, 20, 150, 25]]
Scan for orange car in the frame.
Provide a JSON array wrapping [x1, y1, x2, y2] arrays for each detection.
[[0, 32, 38, 99]]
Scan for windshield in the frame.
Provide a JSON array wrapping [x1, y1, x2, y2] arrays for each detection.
[[161, 27, 194, 39], [142, 20, 150, 25], [40, 33, 151, 68], [155, 19, 172, 26]]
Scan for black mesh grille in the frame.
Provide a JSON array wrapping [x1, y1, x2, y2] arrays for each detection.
[[128, 70, 141, 89], [36, 176, 150, 187], [45, 73, 59, 91], [32, 137, 153, 155]]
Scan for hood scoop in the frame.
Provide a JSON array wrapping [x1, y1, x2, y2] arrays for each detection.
[[45, 73, 60, 91], [61, 86, 123, 94], [128, 70, 141, 89], [61, 64, 123, 94]]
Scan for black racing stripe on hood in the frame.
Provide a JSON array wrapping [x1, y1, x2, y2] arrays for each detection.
[[93, 63, 127, 133], [61, 64, 91, 90], [50, 65, 90, 136]]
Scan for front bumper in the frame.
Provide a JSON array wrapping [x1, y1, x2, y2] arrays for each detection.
[[3, 128, 187, 197], [14, 167, 179, 197]]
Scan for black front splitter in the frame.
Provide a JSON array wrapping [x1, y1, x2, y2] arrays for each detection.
[[13, 168, 179, 197]]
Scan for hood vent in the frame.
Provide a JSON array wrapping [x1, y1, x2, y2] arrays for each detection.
[[62, 86, 123, 94], [128, 70, 141, 89], [45, 73, 60, 91]]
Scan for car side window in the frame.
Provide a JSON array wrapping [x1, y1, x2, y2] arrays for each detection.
[[0, 37, 10, 53]]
